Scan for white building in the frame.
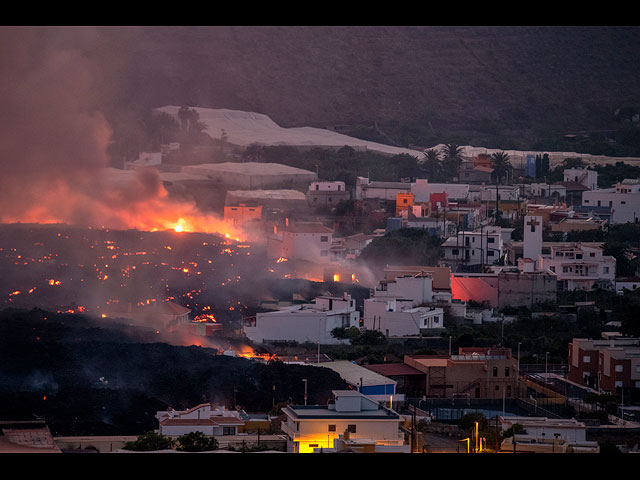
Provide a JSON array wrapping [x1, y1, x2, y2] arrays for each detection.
[[363, 274, 444, 337], [267, 223, 334, 263], [479, 184, 520, 202], [582, 179, 640, 224], [537, 242, 616, 291], [500, 416, 588, 444], [615, 277, 640, 293], [243, 293, 360, 345], [280, 390, 408, 453], [441, 229, 504, 267], [307, 181, 350, 206], [355, 177, 411, 201], [563, 167, 598, 191], [411, 179, 470, 203], [523, 215, 543, 266], [529, 182, 567, 199], [155, 404, 245, 437]]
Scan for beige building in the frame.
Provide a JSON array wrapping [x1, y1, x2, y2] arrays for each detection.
[[404, 346, 519, 399]]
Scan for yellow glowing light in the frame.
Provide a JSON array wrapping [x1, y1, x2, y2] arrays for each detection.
[[174, 224, 184, 233], [333, 274, 340, 282]]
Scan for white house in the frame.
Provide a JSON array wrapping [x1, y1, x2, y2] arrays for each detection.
[[363, 274, 444, 337], [307, 181, 350, 206], [268, 222, 334, 263], [615, 277, 640, 293], [563, 167, 598, 190], [355, 177, 411, 201], [411, 179, 470, 203], [529, 182, 567, 199], [582, 179, 640, 224], [441, 229, 504, 267], [499, 416, 599, 453], [155, 404, 245, 437], [280, 390, 408, 453], [537, 242, 616, 291], [243, 293, 360, 345]]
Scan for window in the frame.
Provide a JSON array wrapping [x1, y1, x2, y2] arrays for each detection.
[[223, 427, 236, 435], [315, 184, 319, 190], [583, 355, 591, 363], [347, 425, 357, 433], [604, 267, 609, 274], [590, 252, 595, 257], [328, 424, 336, 432], [493, 367, 498, 377], [320, 236, 329, 242], [488, 237, 495, 243], [550, 266, 556, 272], [615, 364, 624, 373], [615, 381, 623, 388], [495, 385, 500, 391], [309, 444, 319, 448], [488, 250, 494, 257], [505, 367, 510, 377], [452, 249, 459, 255]]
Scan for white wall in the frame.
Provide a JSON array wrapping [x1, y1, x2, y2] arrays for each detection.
[[582, 189, 640, 223]]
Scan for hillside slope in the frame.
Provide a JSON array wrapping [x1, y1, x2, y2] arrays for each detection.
[[94, 26, 640, 150]]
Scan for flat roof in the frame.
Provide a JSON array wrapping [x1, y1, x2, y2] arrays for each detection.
[[283, 405, 400, 420], [183, 162, 316, 176], [364, 363, 424, 377], [316, 360, 397, 387]]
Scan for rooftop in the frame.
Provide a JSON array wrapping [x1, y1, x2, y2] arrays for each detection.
[[183, 162, 316, 176]]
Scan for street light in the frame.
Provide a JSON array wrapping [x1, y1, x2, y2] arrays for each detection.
[[545, 352, 549, 384], [302, 378, 308, 405]]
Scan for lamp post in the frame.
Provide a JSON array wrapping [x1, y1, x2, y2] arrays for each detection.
[[545, 352, 549, 384], [303, 378, 308, 405]]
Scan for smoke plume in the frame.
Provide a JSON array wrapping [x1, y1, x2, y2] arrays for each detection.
[[0, 27, 235, 236]]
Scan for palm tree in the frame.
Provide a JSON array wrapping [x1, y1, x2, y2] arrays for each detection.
[[490, 151, 512, 223], [421, 148, 441, 181], [440, 143, 464, 181]]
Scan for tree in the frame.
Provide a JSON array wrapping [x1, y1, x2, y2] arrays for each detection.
[[490, 151, 512, 223], [176, 431, 219, 452], [421, 148, 442, 181], [123, 431, 175, 451], [440, 143, 464, 180]]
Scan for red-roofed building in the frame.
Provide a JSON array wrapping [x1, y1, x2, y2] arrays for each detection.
[[0, 421, 61, 453]]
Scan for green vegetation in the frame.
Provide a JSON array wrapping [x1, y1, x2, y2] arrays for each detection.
[[331, 326, 387, 345], [123, 431, 175, 451], [357, 228, 443, 269], [176, 431, 219, 452]]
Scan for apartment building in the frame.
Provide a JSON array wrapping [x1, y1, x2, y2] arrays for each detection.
[[404, 346, 518, 399], [568, 337, 640, 393], [537, 242, 616, 291], [441, 229, 504, 267], [582, 179, 640, 224]]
